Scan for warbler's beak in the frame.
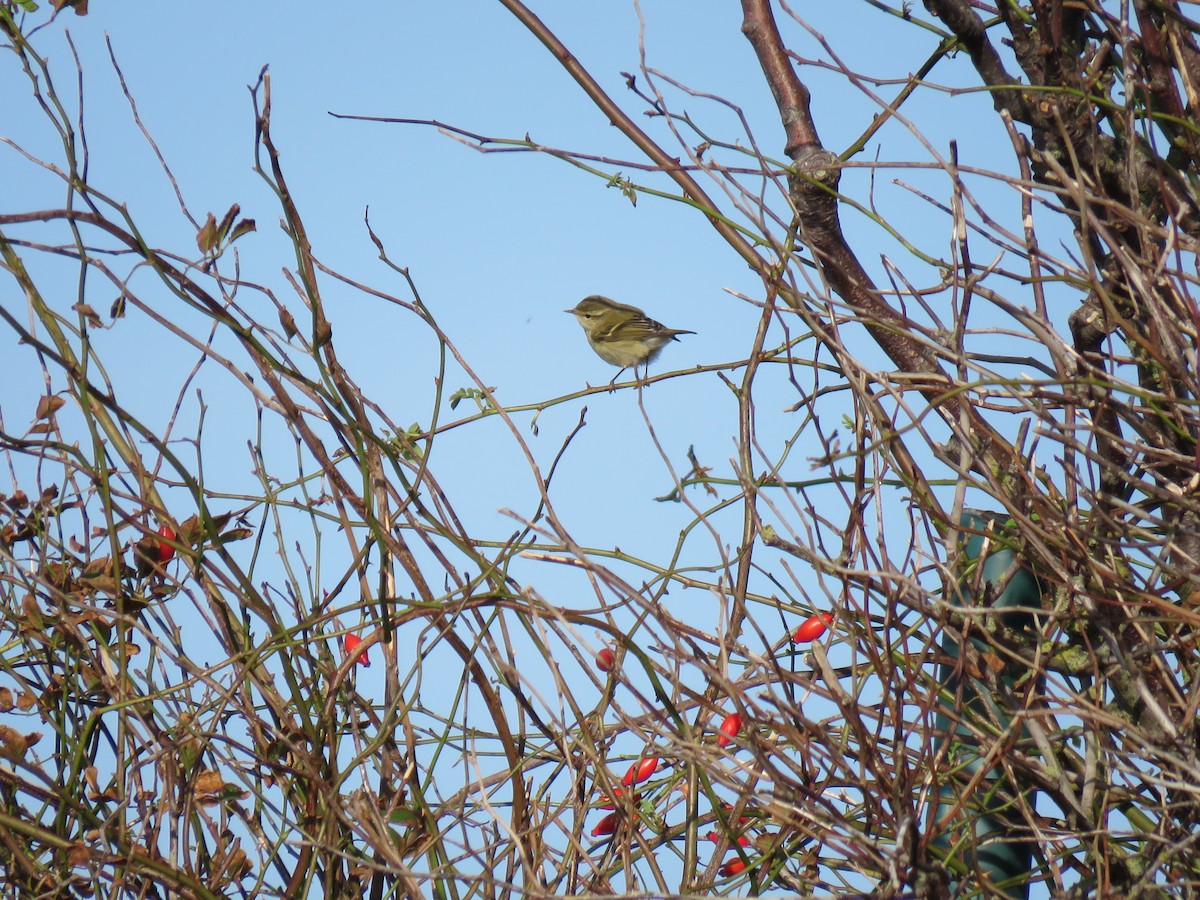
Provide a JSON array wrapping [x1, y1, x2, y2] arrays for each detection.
[[563, 308, 577, 315]]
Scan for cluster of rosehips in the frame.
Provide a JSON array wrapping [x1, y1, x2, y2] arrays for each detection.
[[709, 803, 758, 878], [590, 756, 659, 837], [586, 610, 832, 877], [594, 610, 833, 678], [587, 716, 752, 868]]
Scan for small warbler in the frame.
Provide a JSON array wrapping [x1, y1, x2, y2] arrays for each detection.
[[564, 295, 695, 376]]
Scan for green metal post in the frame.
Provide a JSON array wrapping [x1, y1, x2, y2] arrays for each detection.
[[931, 511, 1041, 898]]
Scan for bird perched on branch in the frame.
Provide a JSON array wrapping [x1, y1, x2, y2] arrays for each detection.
[[565, 295, 694, 381]]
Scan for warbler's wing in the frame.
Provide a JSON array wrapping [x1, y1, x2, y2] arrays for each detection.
[[595, 313, 693, 342], [593, 313, 654, 342]]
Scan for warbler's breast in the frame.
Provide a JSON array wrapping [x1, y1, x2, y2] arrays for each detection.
[[587, 334, 672, 367]]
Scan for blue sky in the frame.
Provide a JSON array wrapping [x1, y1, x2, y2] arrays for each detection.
[[2, 2, 1070, 895]]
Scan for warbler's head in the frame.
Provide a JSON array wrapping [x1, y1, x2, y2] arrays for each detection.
[[564, 295, 633, 335]]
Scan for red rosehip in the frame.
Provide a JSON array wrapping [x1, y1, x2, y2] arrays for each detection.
[[792, 612, 834, 643], [705, 830, 751, 847], [720, 802, 752, 824], [595, 647, 616, 672], [718, 857, 749, 877], [591, 810, 636, 836], [623, 756, 659, 786], [716, 712, 743, 748], [597, 788, 639, 809], [591, 811, 617, 836], [156, 524, 177, 563], [343, 633, 370, 667]]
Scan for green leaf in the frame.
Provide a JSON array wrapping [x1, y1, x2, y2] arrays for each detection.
[[448, 386, 493, 412], [388, 807, 421, 827]]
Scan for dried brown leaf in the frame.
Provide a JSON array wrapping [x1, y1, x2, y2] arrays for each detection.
[[67, 842, 91, 866], [0, 723, 41, 760], [71, 303, 102, 327], [195, 769, 226, 797], [35, 395, 65, 420], [197, 212, 219, 253]]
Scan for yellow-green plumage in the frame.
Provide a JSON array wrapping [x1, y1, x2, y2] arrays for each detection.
[[565, 295, 694, 369]]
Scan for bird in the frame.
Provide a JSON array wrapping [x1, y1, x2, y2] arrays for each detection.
[[564, 295, 694, 381]]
